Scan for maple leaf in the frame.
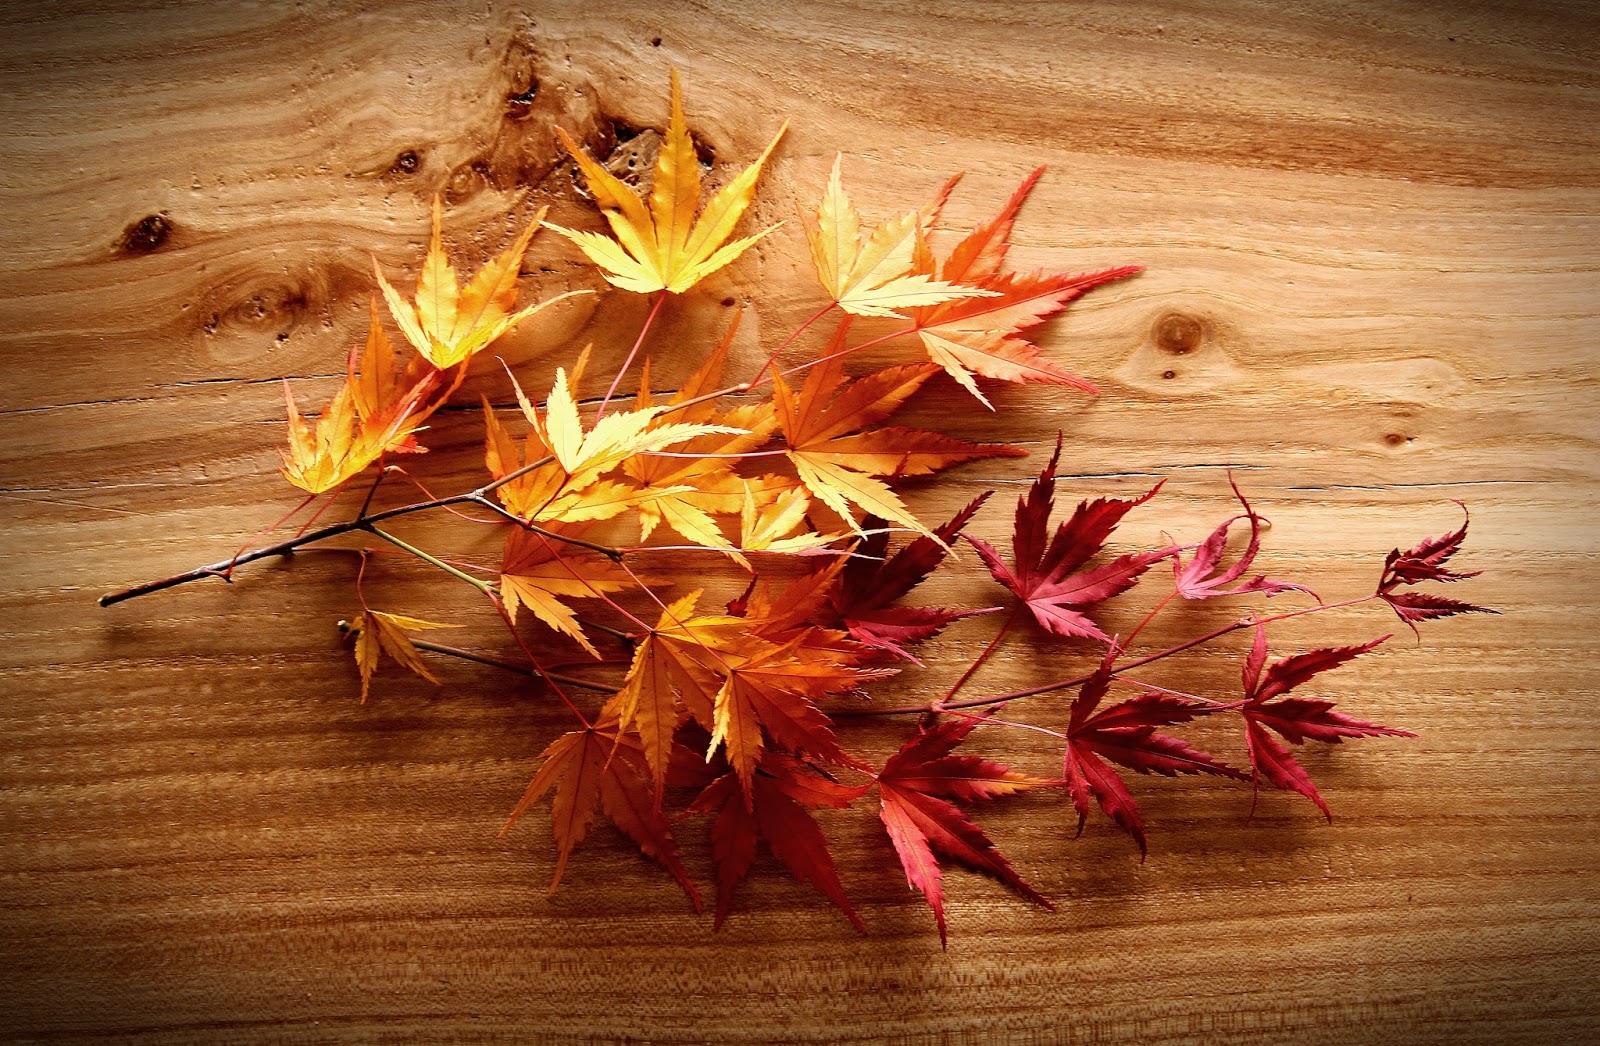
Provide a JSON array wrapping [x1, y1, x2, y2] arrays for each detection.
[[375, 197, 587, 370], [605, 592, 748, 795], [498, 526, 632, 659], [708, 632, 883, 800], [547, 71, 786, 295], [1171, 474, 1316, 602], [828, 494, 999, 663], [623, 313, 780, 559], [689, 752, 868, 931], [773, 320, 1024, 538], [1376, 502, 1496, 635], [875, 709, 1053, 945], [968, 435, 1170, 643], [348, 609, 459, 703], [503, 710, 701, 910], [737, 481, 848, 558], [806, 156, 994, 317], [1063, 646, 1245, 856], [1240, 625, 1414, 819], [903, 167, 1141, 407], [281, 302, 438, 495], [484, 350, 745, 524]]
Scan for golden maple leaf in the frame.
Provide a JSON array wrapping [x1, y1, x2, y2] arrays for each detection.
[[484, 347, 746, 524], [349, 609, 459, 703], [805, 156, 994, 317], [374, 197, 587, 369], [546, 71, 786, 295], [281, 301, 437, 495]]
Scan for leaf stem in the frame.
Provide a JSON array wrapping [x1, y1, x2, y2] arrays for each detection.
[[337, 622, 618, 692], [933, 605, 1020, 710], [747, 301, 837, 386], [595, 290, 667, 423], [369, 527, 491, 593], [840, 595, 1377, 717]]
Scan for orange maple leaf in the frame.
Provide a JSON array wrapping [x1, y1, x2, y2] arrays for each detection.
[[281, 301, 437, 495], [498, 526, 632, 659], [772, 320, 1024, 537], [547, 71, 785, 295], [503, 709, 701, 908], [907, 167, 1141, 407], [348, 609, 459, 703], [623, 312, 778, 560]]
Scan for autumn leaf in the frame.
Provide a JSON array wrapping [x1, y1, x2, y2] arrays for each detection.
[[903, 167, 1141, 407], [689, 752, 868, 931], [502, 710, 702, 909], [875, 709, 1053, 945], [484, 352, 746, 524], [773, 320, 1023, 538], [828, 494, 999, 663], [1171, 474, 1316, 602], [605, 592, 748, 795], [498, 526, 632, 659], [968, 435, 1169, 642], [624, 312, 780, 558], [547, 71, 786, 295], [708, 633, 882, 800], [737, 481, 847, 558], [806, 156, 994, 317], [1063, 646, 1245, 856], [375, 197, 588, 370], [348, 609, 459, 703], [1240, 625, 1413, 819], [281, 302, 438, 495], [1376, 502, 1496, 634]]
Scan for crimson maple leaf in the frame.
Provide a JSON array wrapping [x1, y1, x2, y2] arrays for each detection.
[[689, 752, 869, 931], [875, 709, 1052, 945], [968, 435, 1170, 642], [1171, 474, 1316, 602], [1064, 646, 1245, 857], [1376, 502, 1496, 634], [1240, 625, 1414, 819], [827, 494, 999, 663]]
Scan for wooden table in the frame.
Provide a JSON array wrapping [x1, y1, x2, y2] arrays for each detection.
[[4, 2, 1596, 1042]]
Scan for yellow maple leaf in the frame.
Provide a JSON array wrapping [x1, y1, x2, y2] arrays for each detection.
[[350, 609, 459, 703], [486, 350, 746, 526], [546, 71, 786, 295], [281, 301, 437, 495], [805, 156, 996, 317], [374, 197, 588, 369]]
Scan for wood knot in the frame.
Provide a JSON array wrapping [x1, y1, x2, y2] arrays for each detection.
[[1384, 433, 1413, 448], [1155, 313, 1203, 354], [119, 213, 171, 254], [505, 78, 540, 120], [389, 149, 422, 175]]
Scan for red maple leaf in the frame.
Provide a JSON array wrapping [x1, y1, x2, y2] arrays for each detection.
[[828, 493, 999, 662], [1171, 474, 1316, 602], [1240, 624, 1414, 819], [968, 435, 1170, 642], [1064, 646, 1245, 857], [1376, 502, 1496, 634], [688, 752, 869, 931], [875, 709, 1053, 945]]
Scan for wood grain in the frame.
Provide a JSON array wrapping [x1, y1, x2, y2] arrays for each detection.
[[3, 1, 1598, 1042]]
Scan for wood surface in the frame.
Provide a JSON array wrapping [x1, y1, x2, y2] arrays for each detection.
[[3, 1, 1598, 1042]]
